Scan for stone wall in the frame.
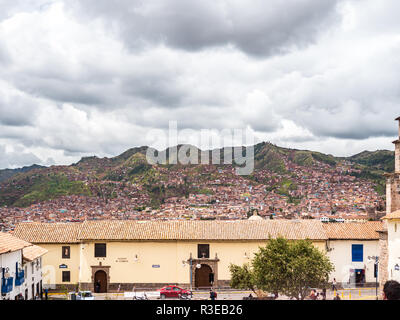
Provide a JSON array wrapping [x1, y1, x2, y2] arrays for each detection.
[[392, 174, 400, 211], [378, 230, 388, 300], [387, 174, 400, 213]]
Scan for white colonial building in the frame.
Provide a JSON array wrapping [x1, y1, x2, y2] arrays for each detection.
[[1, 232, 47, 300], [323, 222, 382, 286]]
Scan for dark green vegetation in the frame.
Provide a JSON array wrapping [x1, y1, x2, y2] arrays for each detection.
[[0, 172, 92, 207], [0, 164, 44, 183], [0, 143, 394, 208], [347, 150, 395, 195], [229, 237, 334, 300]]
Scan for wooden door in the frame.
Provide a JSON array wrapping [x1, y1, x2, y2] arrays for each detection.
[[195, 264, 212, 288], [94, 270, 108, 293]]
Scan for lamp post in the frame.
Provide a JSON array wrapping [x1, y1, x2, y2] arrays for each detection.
[[189, 254, 193, 291], [368, 256, 379, 300]]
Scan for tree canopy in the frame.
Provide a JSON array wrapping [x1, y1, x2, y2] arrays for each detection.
[[229, 237, 334, 300]]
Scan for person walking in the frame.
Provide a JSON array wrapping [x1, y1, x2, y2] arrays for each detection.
[[322, 288, 327, 300], [95, 280, 101, 293], [44, 288, 48, 300], [332, 278, 337, 292], [210, 288, 217, 300]]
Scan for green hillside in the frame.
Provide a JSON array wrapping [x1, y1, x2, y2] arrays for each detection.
[[0, 143, 394, 208]]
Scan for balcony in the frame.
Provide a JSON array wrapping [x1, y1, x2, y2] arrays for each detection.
[[1, 277, 14, 295], [15, 270, 25, 286]]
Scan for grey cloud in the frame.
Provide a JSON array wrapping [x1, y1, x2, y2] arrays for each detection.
[[0, 41, 10, 65], [0, 144, 42, 169], [69, 0, 342, 57], [0, 93, 37, 127], [0, 0, 57, 21], [121, 74, 185, 108], [293, 103, 399, 140]]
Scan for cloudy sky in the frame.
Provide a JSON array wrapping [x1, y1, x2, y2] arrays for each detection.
[[0, 0, 399, 169]]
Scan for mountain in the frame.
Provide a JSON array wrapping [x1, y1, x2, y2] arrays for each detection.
[[348, 150, 394, 172], [0, 164, 46, 183], [0, 143, 394, 208]]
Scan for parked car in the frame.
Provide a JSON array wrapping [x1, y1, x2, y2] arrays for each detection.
[[158, 285, 192, 299], [70, 291, 94, 300]]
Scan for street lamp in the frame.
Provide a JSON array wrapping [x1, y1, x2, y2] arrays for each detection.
[[186, 253, 193, 291], [368, 256, 379, 300]]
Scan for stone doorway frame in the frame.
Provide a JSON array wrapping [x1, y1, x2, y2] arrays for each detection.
[[189, 256, 219, 289], [91, 265, 110, 293]]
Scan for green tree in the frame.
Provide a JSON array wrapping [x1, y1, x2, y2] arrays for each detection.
[[229, 263, 257, 294], [229, 237, 334, 300]]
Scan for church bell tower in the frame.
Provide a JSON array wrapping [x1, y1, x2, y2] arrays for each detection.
[[386, 117, 400, 214]]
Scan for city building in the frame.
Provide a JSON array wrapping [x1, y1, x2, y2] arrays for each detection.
[[323, 222, 382, 286], [0, 232, 47, 300], [13, 219, 382, 292]]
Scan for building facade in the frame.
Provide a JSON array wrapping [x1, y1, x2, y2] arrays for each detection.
[[0, 232, 47, 300], [13, 219, 382, 292], [379, 116, 400, 296], [323, 222, 382, 286]]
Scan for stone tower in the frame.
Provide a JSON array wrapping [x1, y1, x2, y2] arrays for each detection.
[[386, 117, 400, 214], [379, 116, 400, 298]]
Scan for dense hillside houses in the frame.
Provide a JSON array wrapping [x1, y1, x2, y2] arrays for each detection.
[[0, 141, 389, 232], [13, 220, 383, 292], [0, 232, 47, 300]]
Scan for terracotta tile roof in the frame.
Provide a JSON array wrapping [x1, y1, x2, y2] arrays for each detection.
[[323, 221, 383, 240], [0, 232, 32, 255], [13, 220, 385, 243], [13, 220, 326, 241], [22, 245, 48, 262], [382, 210, 400, 220], [13, 222, 81, 243]]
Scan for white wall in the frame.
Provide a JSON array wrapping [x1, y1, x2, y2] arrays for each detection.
[[387, 220, 400, 282], [1, 251, 43, 300], [22, 257, 43, 300], [327, 240, 379, 286], [0, 250, 23, 300]]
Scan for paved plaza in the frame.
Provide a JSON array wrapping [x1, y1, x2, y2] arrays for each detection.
[[48, 288, 380, 301]]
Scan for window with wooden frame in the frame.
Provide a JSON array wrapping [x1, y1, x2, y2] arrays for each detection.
[[197, 244, 210, 258], [94, 243, 107, 258], [62, 246, 70, 259], [62, 271, 70, 282]]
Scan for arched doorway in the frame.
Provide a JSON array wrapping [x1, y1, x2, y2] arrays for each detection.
[[94, 270, 108, 293], [195, 264, 213, 288]]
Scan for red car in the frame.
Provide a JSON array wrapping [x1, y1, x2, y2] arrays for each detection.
[[158, 285, 192, 299]]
